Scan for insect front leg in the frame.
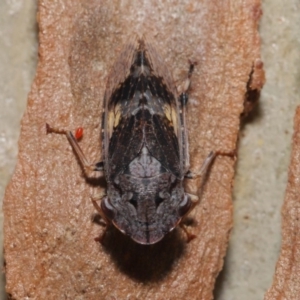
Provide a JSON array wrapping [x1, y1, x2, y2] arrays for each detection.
[[91, 192, 112, 243], [91, 191, 109, 224], [46, 123, 104, 175]]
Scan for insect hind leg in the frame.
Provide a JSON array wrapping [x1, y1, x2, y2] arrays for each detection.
[[185, 150, 236, 179], [185, 151, 216, 179], [91, 191, 109, 223], [46, 123, 104, 175]]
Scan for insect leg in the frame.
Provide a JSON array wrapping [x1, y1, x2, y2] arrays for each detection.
[[185, 150, 236, 179], [185, 151, 216, 179], [178, 192, 199, 243], [91, 192, 112, 243], [183, 150, 234, 214], [46, 123, 103, 174], [180, 150, 235, 242], [179, 151, 216, 243], [179, 223, 196, 243], [178, 61, 197, 174], [90, 192, 109, 222], [178, 60, 196, 98]]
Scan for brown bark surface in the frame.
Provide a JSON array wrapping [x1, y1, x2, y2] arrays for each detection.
[[4, 0, 264, 299], [264, 107, 300, 300]]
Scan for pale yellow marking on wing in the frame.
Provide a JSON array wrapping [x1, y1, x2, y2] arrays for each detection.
[[107, 104, 122, 139], [164, 104, 179, 138], [113, 108, 121, 128], [171, 106, 179, 137]]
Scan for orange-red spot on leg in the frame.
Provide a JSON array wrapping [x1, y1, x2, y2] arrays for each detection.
[[75, 127, 83, 140]]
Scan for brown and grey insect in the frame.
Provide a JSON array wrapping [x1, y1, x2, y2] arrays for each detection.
[[46, 36, 217, 245]]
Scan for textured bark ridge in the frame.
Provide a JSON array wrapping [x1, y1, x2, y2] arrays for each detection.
[[264, 107, 300, 300], [4, 0, 264, 299]]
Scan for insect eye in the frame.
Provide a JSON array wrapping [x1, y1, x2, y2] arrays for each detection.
[[101, 197, 115, 220], [178, 194, 191, 217]]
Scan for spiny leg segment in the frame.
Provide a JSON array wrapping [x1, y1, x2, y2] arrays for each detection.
[[46, 123, 103, 174], [46, 123, 109, 241]]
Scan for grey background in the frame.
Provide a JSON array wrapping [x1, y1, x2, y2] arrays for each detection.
[[0, 1, 299, 299], [0, 1, 38, 299]]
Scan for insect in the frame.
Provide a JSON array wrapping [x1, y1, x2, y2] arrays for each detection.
[[46, 36, 218, 245]]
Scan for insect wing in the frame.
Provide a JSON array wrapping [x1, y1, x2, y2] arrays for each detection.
[[100, 36, 190, 244], [102, 36, 185, 180]]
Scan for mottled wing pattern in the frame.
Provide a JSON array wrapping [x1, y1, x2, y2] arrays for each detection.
[[102, 36, 184, 181], [102, 37, 139, 175]]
